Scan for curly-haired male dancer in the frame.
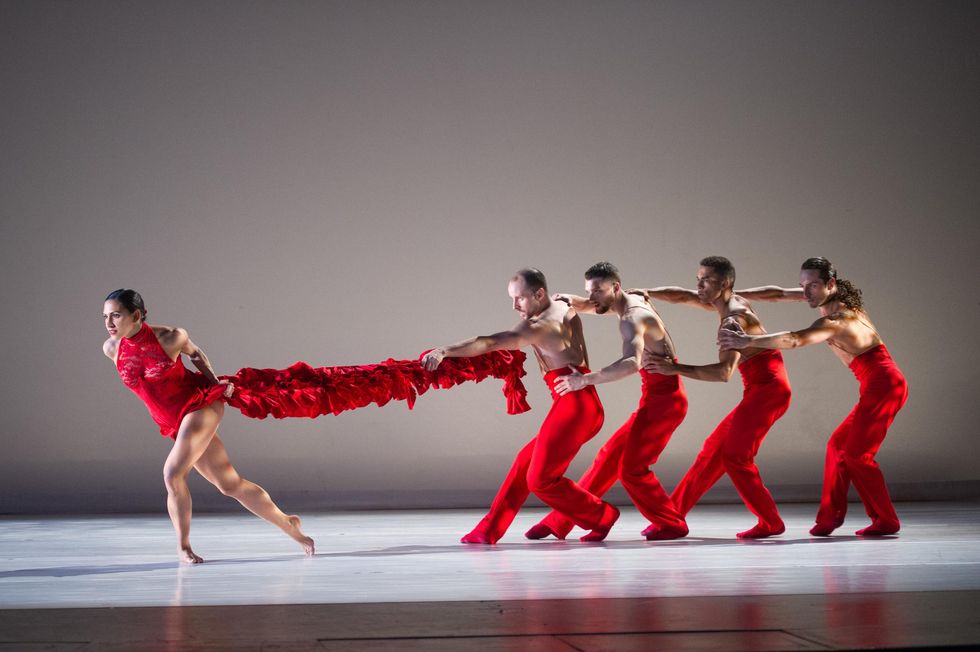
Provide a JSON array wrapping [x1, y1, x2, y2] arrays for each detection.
[[642, 256, 792, 539], [719, 257, 907, 536], [422, 268, 620, 544], [525, 262, 689, 541]]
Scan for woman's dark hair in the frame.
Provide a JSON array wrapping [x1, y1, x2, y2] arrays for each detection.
[[800, 257, 863, 311], [105, 289, 147, 320]]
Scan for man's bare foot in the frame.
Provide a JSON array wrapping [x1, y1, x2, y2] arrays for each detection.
[[284, 515, 315, 555], [179, 546, 204, 564]]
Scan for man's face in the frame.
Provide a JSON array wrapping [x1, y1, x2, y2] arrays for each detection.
[[695, 266, 728, 303], [509, 279, 544, 320], [103, 300, 141, 340], [800, 269, 835, 308], [585, 278, 619, 314]]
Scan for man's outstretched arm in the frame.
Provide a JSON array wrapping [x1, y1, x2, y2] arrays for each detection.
[[553, 293, 595, 314], [422, 324, 533, 370], [554, 319, 644, 395], [646, 346, 740, 382], [632, 287, 714, 311], [737, 286, 806, 302], [718, 316, 841, 351]]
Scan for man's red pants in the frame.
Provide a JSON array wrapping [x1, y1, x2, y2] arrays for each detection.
[[671, 350, 791, 532], [815, 344, 908, 531], [467, 366, 613, 543], [533, 371, 689, 538]]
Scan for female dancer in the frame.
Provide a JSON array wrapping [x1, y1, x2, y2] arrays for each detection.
[[103, 289, 314, 563]]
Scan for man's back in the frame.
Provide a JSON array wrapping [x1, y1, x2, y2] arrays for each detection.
[[821, 310, 884, 365]]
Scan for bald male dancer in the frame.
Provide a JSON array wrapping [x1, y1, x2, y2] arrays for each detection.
[[525, 262, 690, 541], [642, 256, 792, 539], [718, 257, 908, 536], [422, 268, 620, 544]]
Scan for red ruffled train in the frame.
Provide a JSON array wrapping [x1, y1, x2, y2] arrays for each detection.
[[222, 349, 531, 419]]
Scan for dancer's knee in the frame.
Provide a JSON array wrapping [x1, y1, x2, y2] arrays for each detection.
[[721, 447, 752, 470], [215, 476, 245, 498], [619, 452, 649, 484], [163, 465, 189, 494], [527, 471, 559, 495], [841, 449, 876, 470]]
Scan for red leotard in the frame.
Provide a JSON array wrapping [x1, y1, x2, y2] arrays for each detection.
[[116, 323, 227, 439]]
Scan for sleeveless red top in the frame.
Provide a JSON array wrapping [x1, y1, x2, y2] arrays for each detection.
[[116, 323, 226, 439]]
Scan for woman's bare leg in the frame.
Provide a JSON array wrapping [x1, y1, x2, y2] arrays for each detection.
[[164, 402, 224, 564], [194, 434, 315, 555]]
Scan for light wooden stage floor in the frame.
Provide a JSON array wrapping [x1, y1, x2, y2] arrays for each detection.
[[1, 501, 979, 650]]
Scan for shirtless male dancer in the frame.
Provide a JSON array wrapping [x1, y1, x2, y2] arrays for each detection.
[[642, 256, 792, 539], [718, 257, 908, 536], [524, 262, 690, 541], [421, 268, 620, 544]]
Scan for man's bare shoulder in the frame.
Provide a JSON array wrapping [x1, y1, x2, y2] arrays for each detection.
[[511, 317, 538, 334], [622, 303, 658, 332], [818, 311, 846, 324], [624, 293, 654, 315], [725, 300, 760, 326], [816, 310, 862, 332], [562, 304, 583, 327], [531, 301, 571, 325], [730, 294, 757, 311]]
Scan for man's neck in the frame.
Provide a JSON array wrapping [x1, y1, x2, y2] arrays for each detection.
[[530, 297, 553, 320], [819, 295, 842, 317], [612, 291, 629, 317], [711, 289, 734, 317]]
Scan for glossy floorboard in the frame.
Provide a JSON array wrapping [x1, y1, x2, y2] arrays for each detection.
[[1, 502, 979, 649]]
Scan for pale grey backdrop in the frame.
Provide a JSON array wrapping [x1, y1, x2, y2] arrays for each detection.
[[2, 0, 978, 513]]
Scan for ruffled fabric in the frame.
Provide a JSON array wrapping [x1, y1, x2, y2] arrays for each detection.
[[222, 349, 530, 420]]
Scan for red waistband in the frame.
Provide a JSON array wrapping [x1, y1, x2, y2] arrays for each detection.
[[639, 369, 682, 393], [849, 344, 898, 377], [738, 349, 787, 384], [543, 365, 590, 389]]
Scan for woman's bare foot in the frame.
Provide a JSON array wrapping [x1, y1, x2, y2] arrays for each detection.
[[284, 515, 315, 555], [179, 546, 204, 564]]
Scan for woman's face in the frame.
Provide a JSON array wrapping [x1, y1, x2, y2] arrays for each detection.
[[103, 300, 141, 340]]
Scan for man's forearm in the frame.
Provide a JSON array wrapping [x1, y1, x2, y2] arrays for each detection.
[[741, 331, 801, 350], [440, 336, 496, 358], [644, 287, 693, 302], [564, 294, 595, 314], [673, 361, 733, 382], [642, 287, 708, 308], [584, 357, 639, 386], [738, 286, 805, 302]]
